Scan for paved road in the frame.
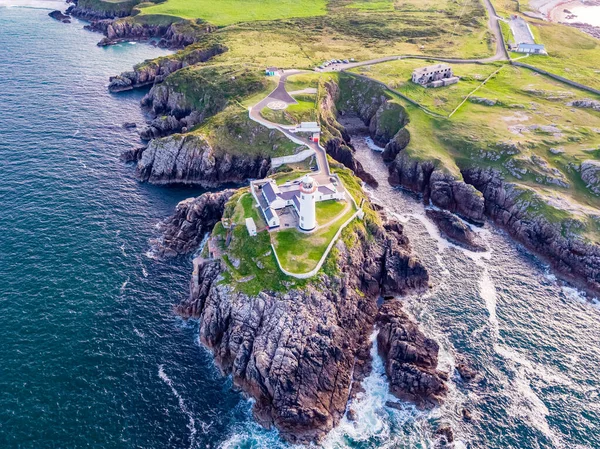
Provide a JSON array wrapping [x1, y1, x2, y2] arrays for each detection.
[[249, 70, 332, 181], [249, 0, 510, 183], [317, 0, 508, 73]]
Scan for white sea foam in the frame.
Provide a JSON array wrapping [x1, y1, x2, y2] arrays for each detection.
[[322, 331, 434, 449], [0, 0, 66, 9], [364, 136, 384, 152], [562, 286, 600, 309], [158, 365, 198, 449], [193, 232, 211, 259], [120, 277, 129, 294], [479, 267, 499, 335]]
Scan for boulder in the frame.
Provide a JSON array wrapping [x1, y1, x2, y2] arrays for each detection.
[[426, 209, 487, 252]]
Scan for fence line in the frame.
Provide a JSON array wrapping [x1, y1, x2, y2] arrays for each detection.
[[511, 62, 600, 96]]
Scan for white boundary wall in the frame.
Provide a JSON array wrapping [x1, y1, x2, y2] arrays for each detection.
[[270, 208, 362, 279]]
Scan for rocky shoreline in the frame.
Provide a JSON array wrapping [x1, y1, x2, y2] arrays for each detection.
[[156, 189, 443, 443], [319, 74, 600, 296]]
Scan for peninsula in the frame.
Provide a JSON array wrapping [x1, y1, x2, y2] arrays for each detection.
[[57, 0, 600, 442]]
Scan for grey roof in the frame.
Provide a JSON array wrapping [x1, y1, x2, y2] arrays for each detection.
[[292, 196, 300, 209], [318, 185, 335, 195], [262, 182, 278, 203], [280, 190, 299, 201], [266, 66, 278, 71], [412, 64, 451, 75], [264, 207, 275, 221]]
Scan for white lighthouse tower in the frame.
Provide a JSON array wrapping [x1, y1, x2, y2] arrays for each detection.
[[298, 175, 317, 232]]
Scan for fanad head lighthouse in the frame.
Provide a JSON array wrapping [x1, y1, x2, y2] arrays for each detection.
[[299, 175, 317, 232]]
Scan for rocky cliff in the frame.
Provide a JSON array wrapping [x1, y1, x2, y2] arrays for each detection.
[[321, 75, 485, 225], [84, 17, 212, 49], [156, 189, 236, 257], [377, 301, 448, 408], [108, 43, 227, 92], [321, 74, 600, 292], [463, 167, 600, 293], [388, 153, 486, 225], [317, 79, 381, 186], [133, 134, 271, 187], [158, 189, 441, 442], [139, 67, 266, 139], [66, 0, 136, 21]]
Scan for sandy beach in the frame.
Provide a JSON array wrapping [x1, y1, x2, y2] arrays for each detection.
[[528, 0, 600, 25]]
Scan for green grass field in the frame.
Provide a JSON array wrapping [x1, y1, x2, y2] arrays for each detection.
[[526, 22, 600, 90], [350, 60, 503, 115], [260, 94, 317, 125], [273, 206, 356, 273], [138, 0, 327, 26], [316, 200, 347, 225]]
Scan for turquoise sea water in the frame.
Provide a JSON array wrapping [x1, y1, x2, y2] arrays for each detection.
[[1, 3, 600, 449]]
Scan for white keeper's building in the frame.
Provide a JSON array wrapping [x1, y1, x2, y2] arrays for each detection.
[[250, 174, 345, 232]]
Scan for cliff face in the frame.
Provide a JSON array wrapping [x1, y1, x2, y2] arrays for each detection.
[[322, 76, 485, 225], [463, 167, 600, 293], [133, 134, 271, 187], [157, 189, 438, 443], [156, 190, 236, 257], [138, 67, 266, 139], [108, 43, 227, 92], [388, 153, 486, 225], [327, 74, 600, 294], [66, 0, 135, 21], [317, 80, 380, 186]]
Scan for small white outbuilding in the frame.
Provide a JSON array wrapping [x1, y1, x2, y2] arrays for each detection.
[[245, 217, 257, 236]]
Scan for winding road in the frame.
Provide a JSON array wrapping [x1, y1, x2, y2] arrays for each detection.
[[318, 0, 508, 73], [248, 0, 509, 178], [249, 70, 332, 183]]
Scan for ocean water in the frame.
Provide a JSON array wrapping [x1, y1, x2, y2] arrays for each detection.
[[0, 4, 247, 448], [2, 3, 600, 449]]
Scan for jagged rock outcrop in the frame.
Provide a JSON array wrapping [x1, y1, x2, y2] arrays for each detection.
[[95, 19, 213, 48], [568, 99, 600, 111], [580, 160, 600, 196], [325, 137, 378, 186], [382, 127, 410, 163], [463, 167, 600, 293], [139, 80, 207, 139], [135, 134, 271, 186], [389, 153, 486, 224], [368, 101, 408, 147], [109, 43, 227, 92], [156, 190, 235, 257], [168, 205, 431, 443], [320, 77, 408, 186], [48, 10, 71, 23], [376, 301, 448, 408], [319, 75, 485, 225], [425, 209, 486, 252], [120, 145, 146, 162], [66, 1, 132, 21], [139, 68, 265, 139]]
